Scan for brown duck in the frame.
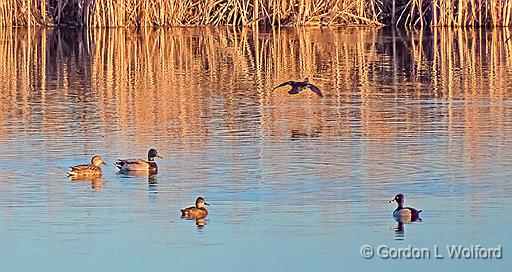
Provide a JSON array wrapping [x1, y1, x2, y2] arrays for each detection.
[[67, 156, 107, 178], [181, 197, 209, 219], [272, 78, 323, 97]]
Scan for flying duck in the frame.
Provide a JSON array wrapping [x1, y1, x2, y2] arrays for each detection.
[[272, 78, 323, 97]]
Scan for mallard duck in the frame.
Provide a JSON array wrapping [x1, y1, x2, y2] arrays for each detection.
[[389, 194, 422, 222], [115, 148, 163, 174], [272, 78, 323, 97], [67, 156, 107, 178], [181, 197, 209, 219]]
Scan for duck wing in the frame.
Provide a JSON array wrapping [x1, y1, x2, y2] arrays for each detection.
[[115, 159, 150, 171], [305, 83, 323, 97], [70, 164, 98, 171], [68, 164, 101, 176]]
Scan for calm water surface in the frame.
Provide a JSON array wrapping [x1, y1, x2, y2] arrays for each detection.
[[0, 27, 511, 271]]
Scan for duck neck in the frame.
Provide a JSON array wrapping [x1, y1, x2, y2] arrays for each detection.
[[148, 157, 155, 162], [397, 202, 404, 209]]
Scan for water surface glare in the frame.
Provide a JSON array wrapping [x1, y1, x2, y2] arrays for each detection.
[[0, 27, 511, 271]]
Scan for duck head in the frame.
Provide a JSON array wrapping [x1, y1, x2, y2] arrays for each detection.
[[148, 148, 163, 161], [389, 194, 404, 206], [196, 197, 209, 208], [91, 156, 107, 166]]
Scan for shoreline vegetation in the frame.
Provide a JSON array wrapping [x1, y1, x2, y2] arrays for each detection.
[[0, 1, 512, 28]]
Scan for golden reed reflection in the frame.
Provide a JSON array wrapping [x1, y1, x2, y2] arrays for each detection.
[[0, 27, 511, 154]]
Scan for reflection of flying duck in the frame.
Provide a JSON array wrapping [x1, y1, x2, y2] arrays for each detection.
[[67, 156, 107, 178], [290, 128, 322, 140], [115, 149, 163, 174], [181, 197, 209, 219], [272, 78, 323, 97], [389, 194, 422, 222]]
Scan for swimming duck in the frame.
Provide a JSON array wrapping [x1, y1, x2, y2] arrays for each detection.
[[272, 78, 323, 97], [115, 148, 163, 174], [67, 156, 107, 178], [389, 194, 422, 222], [181, 197, 209, 219]]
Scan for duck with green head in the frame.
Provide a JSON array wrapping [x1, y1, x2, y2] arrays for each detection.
[[67, 156, 107, 178], [115, 148, 163, 174]]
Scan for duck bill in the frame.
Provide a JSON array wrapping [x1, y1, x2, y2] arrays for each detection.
[[205, 202, 210, 206], [156, 154, 163, 159], [389, 199, 396, 204], [101, 161, 108, 166]]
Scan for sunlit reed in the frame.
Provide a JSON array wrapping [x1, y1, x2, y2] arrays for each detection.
[[1, 0, 381, 27], [2, 0, 512, 27]]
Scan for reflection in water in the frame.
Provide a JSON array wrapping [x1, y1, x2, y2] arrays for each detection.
[[70, 177, 103, 191], [148, 175, 158, 195], [180, 217, 208, 229], [116, 171, 159, 194], [394, 221, 405, 240], [290, 128, 322, 141], [195, 218, 207, 229], [0, 27, 511, 152], [393, 218, 422, 240]]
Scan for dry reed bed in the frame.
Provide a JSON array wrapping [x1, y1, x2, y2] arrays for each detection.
[[2, 0, 512, 27]]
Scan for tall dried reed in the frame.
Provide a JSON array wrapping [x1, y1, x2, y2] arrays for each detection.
[[1, 0, 384, 27], [1, 1, 512, 28]]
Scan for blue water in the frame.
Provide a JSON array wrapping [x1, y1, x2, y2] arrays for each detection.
[[0, 27, 511, 271]]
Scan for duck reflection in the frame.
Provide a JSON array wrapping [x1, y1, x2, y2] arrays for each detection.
[[147, 175, 158, 195], [195, 218, 207, 229], [393, 216, 422, 240], [69, 176, 103, 191], [116, 171, 158, 194], [179, 217, 208, 229], [394, 221, 405, 240], [290, 129, 321, 141]]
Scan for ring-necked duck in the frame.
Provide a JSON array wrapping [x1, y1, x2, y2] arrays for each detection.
[[389, 194, 422, 222]]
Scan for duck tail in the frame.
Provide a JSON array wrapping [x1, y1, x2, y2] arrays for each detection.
[[180, 209, 186, 216], [67, 170, 77, 177]]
